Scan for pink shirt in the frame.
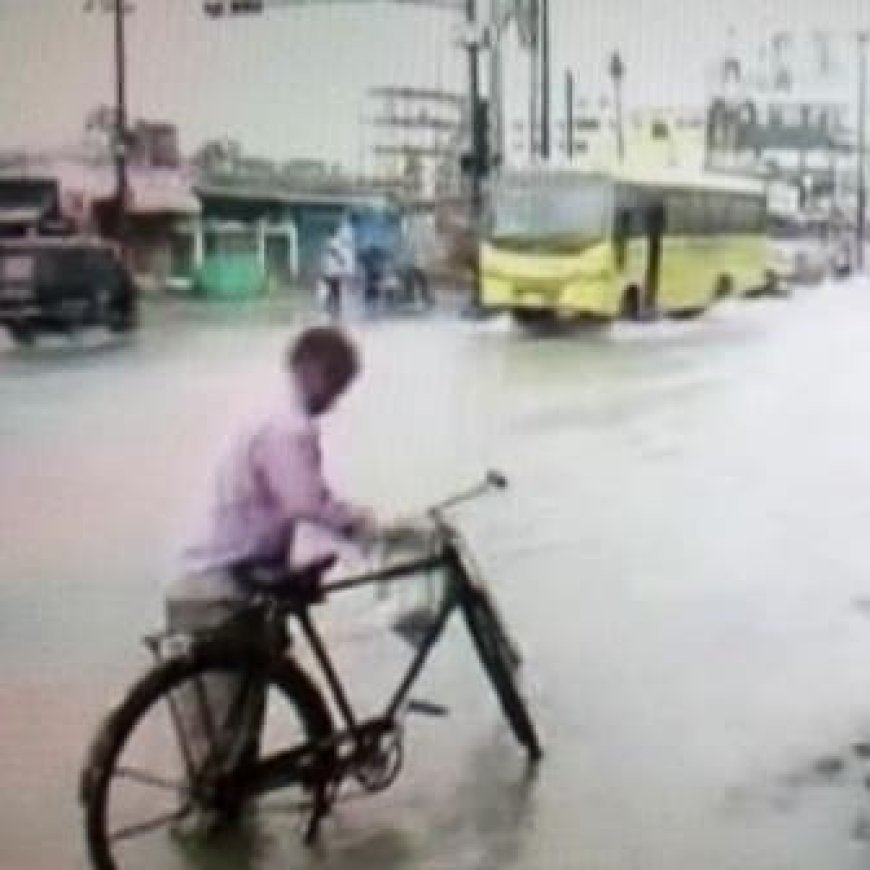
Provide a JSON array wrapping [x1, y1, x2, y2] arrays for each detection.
[[171, 384, 362, 600]]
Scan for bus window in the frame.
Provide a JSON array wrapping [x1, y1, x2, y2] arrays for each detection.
[[726, 197, 742, 233], [710, 193, 731, 234], [490, 175, 613, 246], [750, 198, 765, 232], [736, 197, 752, 233], [741, 197, 765, 233], [665, 192, 693, 234], [651, 120, 670, 140], [731, 195, 748, 234], [700, 193, 715, 233]]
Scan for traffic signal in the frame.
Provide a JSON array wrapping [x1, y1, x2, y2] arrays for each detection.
[[203, 0, 264, 16], [473, 99, 490, 175], [460, 99, 494, 178]]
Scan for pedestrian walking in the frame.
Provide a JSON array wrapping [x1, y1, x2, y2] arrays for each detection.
[[319, 237, 346, 320]]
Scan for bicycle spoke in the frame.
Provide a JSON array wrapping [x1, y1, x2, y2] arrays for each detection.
[[85, 651, 334, 868], [109, 804, 191, 843], [191, 672, 218, 750], [114, 766, 190, 794], [164, 692, 197, 781], [219, 676, 258, 760]]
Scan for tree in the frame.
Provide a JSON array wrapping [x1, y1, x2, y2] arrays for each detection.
[[192, 138, 243, 173]]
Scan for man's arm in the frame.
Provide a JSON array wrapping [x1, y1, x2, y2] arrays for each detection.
[[253, 421, 372, 538]]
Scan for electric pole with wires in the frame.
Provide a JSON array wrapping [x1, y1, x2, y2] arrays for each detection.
[[84, 0, 132, 252]]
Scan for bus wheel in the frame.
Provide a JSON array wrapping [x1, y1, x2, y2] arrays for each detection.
[[714, 274, 734, 301], [762, 269, 788, 297], [512, 308, 558, 331], [620, 285, 643, 321], [668, 307, 706, 320]]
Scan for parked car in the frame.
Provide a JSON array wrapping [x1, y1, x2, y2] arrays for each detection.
[[0, 237, 138, 345]]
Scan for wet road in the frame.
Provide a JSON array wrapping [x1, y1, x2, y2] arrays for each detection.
[[6, 286, 870, 868]]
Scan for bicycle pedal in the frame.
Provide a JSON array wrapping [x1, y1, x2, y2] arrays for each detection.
[[407, 699, 449, 717]]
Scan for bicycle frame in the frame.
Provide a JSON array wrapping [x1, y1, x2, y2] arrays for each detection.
[[307, 543, 466, 726], [79, 472, 529, 864], [227, 474, 509, 800], [239, 539, 479, 800]]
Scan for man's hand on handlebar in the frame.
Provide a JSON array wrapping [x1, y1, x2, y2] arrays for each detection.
[[346, 471, 508, 557], [347, 509, 381, 547], [378, 516, 443, 554]]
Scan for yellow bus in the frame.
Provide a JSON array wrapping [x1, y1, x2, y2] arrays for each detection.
[[481, 167, 776, 326]]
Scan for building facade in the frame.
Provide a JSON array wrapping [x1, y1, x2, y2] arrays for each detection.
[[704, 28, 859, 214]]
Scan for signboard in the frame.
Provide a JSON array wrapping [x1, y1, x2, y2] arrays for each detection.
[[1, 255, 35, 283], [706, 96, 848, 178]]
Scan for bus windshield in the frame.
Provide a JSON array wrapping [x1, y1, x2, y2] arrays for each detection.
[[489, 175, 613, 250]]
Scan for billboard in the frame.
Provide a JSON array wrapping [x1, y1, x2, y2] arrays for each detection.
[[706, 29, 853, 177]]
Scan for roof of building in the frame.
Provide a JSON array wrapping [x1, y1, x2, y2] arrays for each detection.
[[0, 207, 45, 225], [195, 180, 396, 208], [494, 165, 766, 196]]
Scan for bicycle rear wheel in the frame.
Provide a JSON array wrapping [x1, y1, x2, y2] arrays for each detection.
[[81, 641, 334, 870], [462, 588, 542, 761]]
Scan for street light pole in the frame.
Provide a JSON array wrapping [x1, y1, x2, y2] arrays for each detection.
[[112, 0, 130, 251], [84, 0, 130, 248], [566, 68, 574, 159], [529, 6, 538, 158], [609, 51, 625, 164], [858, 31, 868, 271], [539, 0, 550, 159], [465, 0, 483, 305]]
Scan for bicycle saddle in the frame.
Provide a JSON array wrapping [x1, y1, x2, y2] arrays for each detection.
[[231, 553, 338, 604]]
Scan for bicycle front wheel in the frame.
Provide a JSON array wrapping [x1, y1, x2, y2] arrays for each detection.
[[462, 588, 542, 761], [81, 640, 334, 870]]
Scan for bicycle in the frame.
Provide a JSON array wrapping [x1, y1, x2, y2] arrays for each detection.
[[79, 471, 541, 869]]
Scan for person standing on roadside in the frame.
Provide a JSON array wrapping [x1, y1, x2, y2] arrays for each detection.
[[319, 236, 346, 320]]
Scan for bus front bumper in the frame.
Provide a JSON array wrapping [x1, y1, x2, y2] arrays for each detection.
[[481, 275, 619, 317]]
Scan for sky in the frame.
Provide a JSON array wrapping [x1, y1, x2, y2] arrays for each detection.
[[0, 0, 868, 169]]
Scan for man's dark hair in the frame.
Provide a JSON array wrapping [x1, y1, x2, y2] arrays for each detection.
[[287, 326, 359, 384]]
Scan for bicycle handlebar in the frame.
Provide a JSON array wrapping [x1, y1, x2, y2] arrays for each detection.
[[369, 470, 509, 555], [427, 469, 509, 522]]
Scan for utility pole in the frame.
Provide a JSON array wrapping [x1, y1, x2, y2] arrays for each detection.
[[529, 11, 539, 158], [488, 0, 504, 169], [539, 0, 550, 158], [609, 50, 625, 164], [566, 68, 575, 159], [113, 0, 129, 252], [464, 0, 483, 305], [858, 31, 868, 271], [84, 0, 131, 251]]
